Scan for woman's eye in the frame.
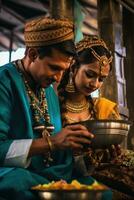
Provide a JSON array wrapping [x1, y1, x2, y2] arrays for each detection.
[[85, 72, 94, 78], [99, 77, 106, 82]]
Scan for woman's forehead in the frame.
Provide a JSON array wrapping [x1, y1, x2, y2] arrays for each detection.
[[80, 61, 110, 75]]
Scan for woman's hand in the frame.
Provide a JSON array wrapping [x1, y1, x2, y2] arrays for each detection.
[[108, 144, 122, 159], [96, 144, 122, 163], [50, 124, 94, 151]]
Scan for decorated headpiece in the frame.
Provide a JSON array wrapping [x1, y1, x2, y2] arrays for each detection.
[[76, 35, 113, 69], [76, 35, 109, 52], [24, 17, 74, 47]]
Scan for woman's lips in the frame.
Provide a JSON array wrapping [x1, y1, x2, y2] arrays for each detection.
[[85, 87, 96, 93]]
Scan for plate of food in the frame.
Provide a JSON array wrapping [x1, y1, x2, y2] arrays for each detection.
[[31, 179, 109, 200]]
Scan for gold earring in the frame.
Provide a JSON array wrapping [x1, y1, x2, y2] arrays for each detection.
[[65, 69, 75, 93]]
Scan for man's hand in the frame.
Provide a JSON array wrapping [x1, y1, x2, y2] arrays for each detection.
[[51, 124, 94, 151]]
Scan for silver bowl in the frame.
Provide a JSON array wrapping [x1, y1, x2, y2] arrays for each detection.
[[38, 189, 108, 200], [78, 120, 131, 149]]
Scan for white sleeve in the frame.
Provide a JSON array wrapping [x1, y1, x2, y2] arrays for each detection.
[[4, 139, 32, 168]]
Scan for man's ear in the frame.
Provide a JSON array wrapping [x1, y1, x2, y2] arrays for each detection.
[[27, 48, 38, 62]]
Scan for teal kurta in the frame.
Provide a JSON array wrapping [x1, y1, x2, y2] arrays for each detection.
[[0, 62, 112, 200]]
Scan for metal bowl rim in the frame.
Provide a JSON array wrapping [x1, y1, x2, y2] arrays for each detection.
[[80, 119, 131, 124]]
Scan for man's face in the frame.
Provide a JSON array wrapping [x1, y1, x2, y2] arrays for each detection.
[[29, 49, 73, 88]]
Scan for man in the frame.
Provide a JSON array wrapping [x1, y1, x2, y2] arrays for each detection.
[[0, 16, 96, 200]]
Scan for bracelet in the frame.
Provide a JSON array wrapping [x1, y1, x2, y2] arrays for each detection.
[[45, 136, 54, 152]]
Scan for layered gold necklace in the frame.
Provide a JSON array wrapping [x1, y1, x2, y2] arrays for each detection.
[[64, 98, 97, 124], [66, 99, 89, 113], [15, 60, 55, 134], [15, 60, 54, 166], [65, 113, 91, 124]]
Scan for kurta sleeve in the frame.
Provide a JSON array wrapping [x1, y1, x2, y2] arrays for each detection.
[[0, 70, 33, 168], [0, 79, 14, 164], [4, 139, 32, 168]]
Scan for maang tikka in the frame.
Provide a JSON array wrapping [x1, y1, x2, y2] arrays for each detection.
[[65, 67, 75, 93]]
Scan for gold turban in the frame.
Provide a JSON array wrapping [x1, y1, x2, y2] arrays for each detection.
[[24, 17, 74, 47]]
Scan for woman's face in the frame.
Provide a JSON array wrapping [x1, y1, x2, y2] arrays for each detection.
[[74, 61, 110, 96]]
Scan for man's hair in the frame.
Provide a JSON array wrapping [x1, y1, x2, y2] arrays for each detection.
[[25, 39, 76, 58]]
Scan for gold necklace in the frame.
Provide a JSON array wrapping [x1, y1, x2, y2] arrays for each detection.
[[65, 113, 91, 123], [15, 60, 54, 131], [17, 60, 50, 127], [66, 99, 89, 113], [15, 59, 55, 166]]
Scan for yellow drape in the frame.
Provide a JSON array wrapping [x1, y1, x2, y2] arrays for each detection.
[[94, 97, 120, 119]]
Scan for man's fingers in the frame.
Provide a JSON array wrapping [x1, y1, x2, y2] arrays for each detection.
[[69, 141, 83, 149], [68, 129, 94, 139], [66, 124, 87, 130], [69, 136, 92, 145]]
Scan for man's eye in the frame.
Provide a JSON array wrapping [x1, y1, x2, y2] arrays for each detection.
[[49, 65, 60, 72]]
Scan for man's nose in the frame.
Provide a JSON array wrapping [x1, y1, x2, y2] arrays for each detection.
[[53, 71, 63, 83]]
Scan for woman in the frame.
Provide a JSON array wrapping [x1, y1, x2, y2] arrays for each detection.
[[58, 36, 134, 199], [58, 35, 120, 163], [58, 35, 120, 127]]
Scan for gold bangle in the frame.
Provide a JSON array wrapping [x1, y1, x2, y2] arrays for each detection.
[[45, 136, 54, 152]]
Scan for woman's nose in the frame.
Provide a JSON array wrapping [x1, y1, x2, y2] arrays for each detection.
[[90, 78, 99, 88]]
